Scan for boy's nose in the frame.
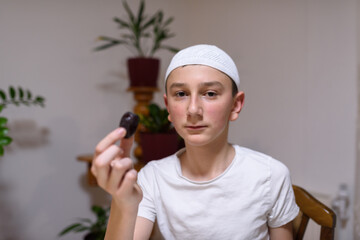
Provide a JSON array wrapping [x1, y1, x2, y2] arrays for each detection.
[[187, 96, 202, 116]]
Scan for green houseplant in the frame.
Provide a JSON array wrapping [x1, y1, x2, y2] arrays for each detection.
[[139, 103, 173, 133], [95, 0, 178, 87], [59, 205, 109, 240], [139, 103, 183, 162], [0, 86, 45, 156]]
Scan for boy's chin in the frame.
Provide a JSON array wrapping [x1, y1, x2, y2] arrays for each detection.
[[183, 136, 214, 147]]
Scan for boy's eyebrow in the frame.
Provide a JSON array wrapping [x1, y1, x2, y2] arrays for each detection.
[[169, 81, 224, 90], [199, 81, 225, 89], [169, 82, 187, 90]]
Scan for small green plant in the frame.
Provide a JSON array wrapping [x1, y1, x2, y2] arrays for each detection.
[[0, 106, 10, 156], [139, 103, 173, 133], [59, 205, 109, 240], [0, 86, 45, 156], [95, 0, 178, 57]]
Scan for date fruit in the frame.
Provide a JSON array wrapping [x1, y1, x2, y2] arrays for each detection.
[[119, 112, 139, 138]]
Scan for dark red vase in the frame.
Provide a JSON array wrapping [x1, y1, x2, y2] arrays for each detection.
[[127, 57, 160, 87], [140, 132, 183, 163]]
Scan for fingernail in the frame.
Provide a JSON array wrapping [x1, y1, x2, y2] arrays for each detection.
[[129, 169, 137, 177], [117, 128, 126, 137]]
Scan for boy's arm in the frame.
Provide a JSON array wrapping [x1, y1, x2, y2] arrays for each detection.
[[105, 201, 154, 240], [269, 222, 293, 240], [91, 128, 153, 240], [134, 217, 155, 240]]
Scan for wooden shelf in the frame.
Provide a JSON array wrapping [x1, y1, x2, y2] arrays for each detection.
[[127, 86, 158, 161]]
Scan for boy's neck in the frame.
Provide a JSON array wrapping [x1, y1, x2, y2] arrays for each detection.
[[179, 140, 235, 182]]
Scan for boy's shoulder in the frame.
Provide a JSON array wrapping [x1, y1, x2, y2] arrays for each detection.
[[138, 149, 183, 177], [234, 145, 289, 175]]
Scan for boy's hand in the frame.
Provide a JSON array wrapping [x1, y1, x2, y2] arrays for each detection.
[[91, 128, 143, 211]]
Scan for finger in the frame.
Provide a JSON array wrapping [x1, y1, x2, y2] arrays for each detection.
[[95, 128, 126, 156], [107, 158, 133, 193], [120, 134, 134, 158], [92, 145, 121, 187], [117, 169, 138, 196]]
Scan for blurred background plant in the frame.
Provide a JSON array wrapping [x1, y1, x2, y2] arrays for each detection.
[[59, 205, 109, 240], [94, 0, 178, 57], [0, 86, 45, 156], [139, 103, 173, 133]]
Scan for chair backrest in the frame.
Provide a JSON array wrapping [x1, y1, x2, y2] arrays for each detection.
[[292, 185, 336, 240]]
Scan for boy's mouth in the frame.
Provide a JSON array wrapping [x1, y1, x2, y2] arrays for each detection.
[[185, 125, 207, 130]]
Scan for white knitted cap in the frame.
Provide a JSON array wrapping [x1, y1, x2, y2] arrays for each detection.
[[165, 44, 240, 89]]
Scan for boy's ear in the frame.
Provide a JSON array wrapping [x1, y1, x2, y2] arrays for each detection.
[[229, 91, 245, 121], [163, 94, 172, 122]]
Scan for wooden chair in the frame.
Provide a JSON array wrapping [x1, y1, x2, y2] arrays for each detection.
[[292, 185, 336, 240]]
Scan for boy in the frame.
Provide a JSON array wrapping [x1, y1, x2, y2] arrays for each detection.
[[92, 44, 299, 240]]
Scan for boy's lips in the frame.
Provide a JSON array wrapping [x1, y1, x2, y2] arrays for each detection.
[[185, 125, 207, 130]]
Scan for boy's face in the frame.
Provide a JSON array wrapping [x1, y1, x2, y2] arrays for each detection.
[[164, 65, 244, 147]]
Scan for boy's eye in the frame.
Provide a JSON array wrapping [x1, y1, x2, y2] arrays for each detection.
[[204, 91, 217, 98], [175, 91, 187, 97]]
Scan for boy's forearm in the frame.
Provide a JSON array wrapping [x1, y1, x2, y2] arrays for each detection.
[[105, 200, 139, 240]]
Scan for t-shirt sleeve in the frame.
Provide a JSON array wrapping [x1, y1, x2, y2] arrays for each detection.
[[267, 159, 299, 228], [137, 164, 156, 222]]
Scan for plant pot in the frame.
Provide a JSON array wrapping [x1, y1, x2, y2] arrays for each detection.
[[84, 232, 104, 240], [127, 57, 160, 87], [140, 132, 183, 163]]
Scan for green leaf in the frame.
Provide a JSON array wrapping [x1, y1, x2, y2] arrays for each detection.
[[121, 34, 134, 40], [98, 36, 120, 42], [94, 42, 123, 51], [0, 105, 3, 113], [139, 104, 173, 133], [113, 17, 130, 28], [92, 205, 106, 217], [35, 98, 45, 107], [34, 96, 45, 104], [163, 17, 174, 27], [0, 90, 6, 101], [0, 117, 8, 126], [122, 0, 135, 24], [26, 90, 32, 100], [78, 218, 93, 224], [0, 136, 12, 146], [0, 146, 3, 156], [157, 11, 163, 23], [58, 223, 84, 236], [74, 226, 90, 233], [9, 86, 16, 99], [18, 87, 24, 100], [0, 127, 9, 136], [136, 0, 145, 26], [148, 103, 160, 116], [143, 14, 157, 30]]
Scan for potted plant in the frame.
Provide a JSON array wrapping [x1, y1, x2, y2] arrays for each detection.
[[95, 0, 179, 88], [139, 103, 183, 162], [59, 205, 109, 240], [0, 86, 45, 156]]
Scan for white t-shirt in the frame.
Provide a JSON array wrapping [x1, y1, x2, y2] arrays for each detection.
[[137, 145, 299, 240]]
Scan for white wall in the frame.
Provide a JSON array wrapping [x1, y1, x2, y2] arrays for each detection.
[[355, 1, 360, 239], [0, 0, 357, 239]]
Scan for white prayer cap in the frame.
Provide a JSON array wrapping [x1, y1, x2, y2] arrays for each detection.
[[165, 44, 240, 89]]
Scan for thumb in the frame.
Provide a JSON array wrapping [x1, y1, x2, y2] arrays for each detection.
[[120, 134, 134, 158]]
